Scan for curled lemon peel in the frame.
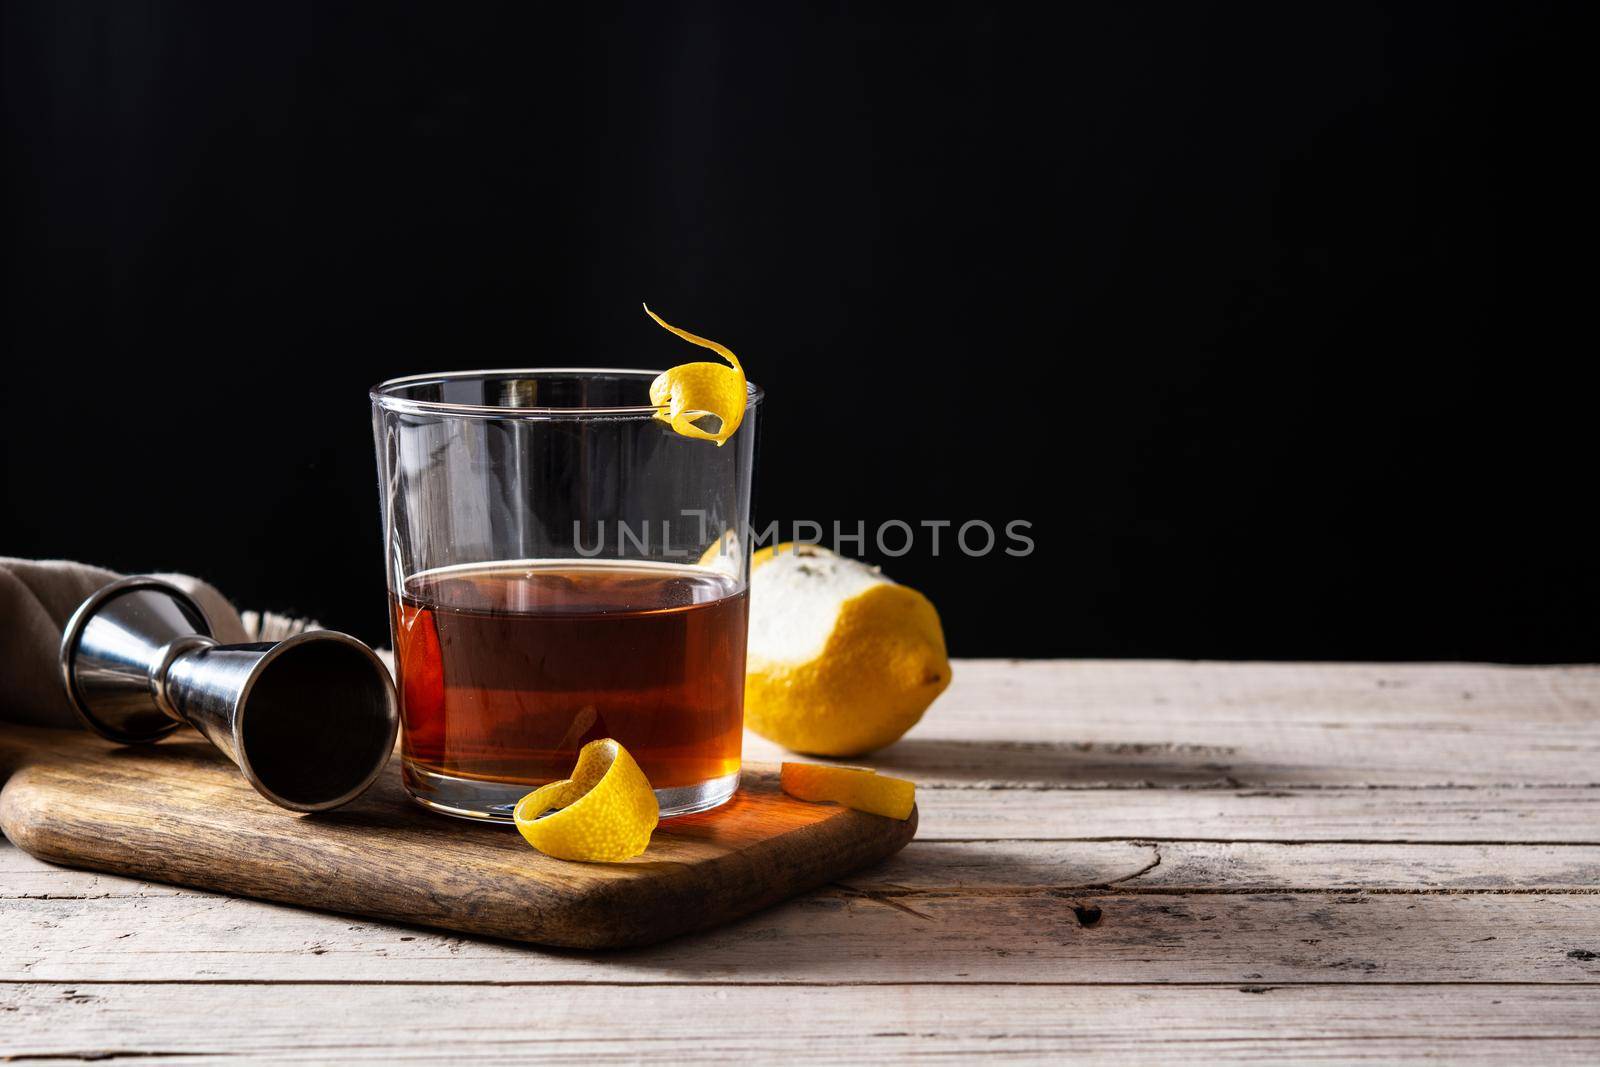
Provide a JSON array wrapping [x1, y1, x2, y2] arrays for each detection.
[[644, 304, 747, 446], [513, 739, 660, 862], [780, 762, 916, 821]]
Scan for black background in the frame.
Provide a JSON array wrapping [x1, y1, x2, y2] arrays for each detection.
[[2, 2, 1591, 660]]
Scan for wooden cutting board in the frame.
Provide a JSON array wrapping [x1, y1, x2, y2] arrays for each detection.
[[0, 725, 916, 949]]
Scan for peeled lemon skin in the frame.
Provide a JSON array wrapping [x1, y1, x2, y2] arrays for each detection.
[[745, 552, 951, 757], [642, 305, 746, 446], [781, 762, 917, 820], [513, 739, 659, 863]]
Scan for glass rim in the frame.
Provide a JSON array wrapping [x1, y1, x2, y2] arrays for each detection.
[[370, 367, 765, 420]]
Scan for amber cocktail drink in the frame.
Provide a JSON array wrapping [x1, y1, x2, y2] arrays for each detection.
[[371, 369, 761, 820], [393, 561, 747, 791]]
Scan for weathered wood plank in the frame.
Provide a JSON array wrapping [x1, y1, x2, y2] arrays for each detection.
[[6, 661, 1599, 1064], [3, 983, 1599, 1065], [916, 786, 1600, 842], [0, 734, 915, 950], [852, 840, 1600, 893], [1, 840, 184, 898], [5, 885, 1600, 984], [10, 838, 1600, 899], [743, 660, 1600, 787]]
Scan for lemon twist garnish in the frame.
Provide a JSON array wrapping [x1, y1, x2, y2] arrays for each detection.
[[780, 763, 916, 821], [513, 739, 660, 862], [644, 304, 747, 446]]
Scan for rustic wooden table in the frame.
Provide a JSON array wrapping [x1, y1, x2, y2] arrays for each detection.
[[4, 660, 1598, 1063]]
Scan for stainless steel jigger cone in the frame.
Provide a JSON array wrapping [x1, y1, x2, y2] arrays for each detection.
[[58, 576, 399, 813]]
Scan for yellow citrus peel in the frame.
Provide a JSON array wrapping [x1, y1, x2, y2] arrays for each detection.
[[513, 739, 660, 862], [780, 762, 916, 820], [747, 544, 951, 756], [644, 304, 747, 445]]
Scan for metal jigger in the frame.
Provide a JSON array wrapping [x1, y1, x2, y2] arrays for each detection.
[[58, 576, 399, 813]]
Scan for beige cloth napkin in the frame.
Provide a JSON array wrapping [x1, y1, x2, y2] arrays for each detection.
[[0, 558, 252, 729]]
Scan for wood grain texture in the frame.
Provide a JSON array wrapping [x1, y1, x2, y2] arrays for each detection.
[[4, 659, 1599, 1064], [917, 786, 1600, 842], [4, 983, 1599, 1065], [6, 881, 1600, 984], [745, 660, 1600, 787], [853, 840, 1600, 892], [12, 839, 1600, 897], [0, 725, 916, 950]]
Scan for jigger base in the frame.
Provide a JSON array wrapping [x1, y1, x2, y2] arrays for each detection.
[[58, 574, 399, 813], [402, 761, 740, 822]]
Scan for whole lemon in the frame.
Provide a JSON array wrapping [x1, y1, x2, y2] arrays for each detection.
[[744, 544, 951, 756]]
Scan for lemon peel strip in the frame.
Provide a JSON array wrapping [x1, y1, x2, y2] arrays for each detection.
[[513, 739, 660, 862], [644, 304, 747, 446], [780, 762, 916, 821]]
